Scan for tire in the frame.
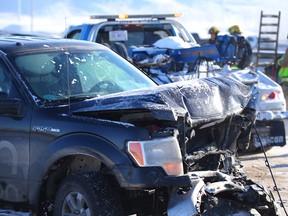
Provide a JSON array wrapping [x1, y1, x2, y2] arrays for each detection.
[[53, 172, 123, 216], [235, 39, 252, 69]]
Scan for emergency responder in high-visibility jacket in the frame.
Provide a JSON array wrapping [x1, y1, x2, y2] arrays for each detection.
[[278, 49, 288, 78], [208, 26, 219, 44], [278, 34, 288, 110]]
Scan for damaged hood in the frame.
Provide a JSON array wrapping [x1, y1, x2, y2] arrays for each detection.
[[71, 76, 252, 126]]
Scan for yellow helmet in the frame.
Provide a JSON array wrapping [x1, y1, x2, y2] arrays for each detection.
[[208, 26, 219, 34], [228, 25, 242, 34]]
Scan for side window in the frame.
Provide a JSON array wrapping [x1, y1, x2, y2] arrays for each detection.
[[0, 64, 11, 96], [67, 29, 81, 39]]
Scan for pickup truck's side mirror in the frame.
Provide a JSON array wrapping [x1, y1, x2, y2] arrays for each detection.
[[0, 93, 26, 118]]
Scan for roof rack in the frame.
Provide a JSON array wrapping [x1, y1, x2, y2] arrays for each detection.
[[90, 13, 182, 21]]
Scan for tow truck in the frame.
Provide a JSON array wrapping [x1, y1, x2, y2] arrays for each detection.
[[65, 13, 287, 152]]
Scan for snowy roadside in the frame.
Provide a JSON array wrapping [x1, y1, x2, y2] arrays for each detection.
[[0, 211, 30, 216], [240, 120, 288, 216]]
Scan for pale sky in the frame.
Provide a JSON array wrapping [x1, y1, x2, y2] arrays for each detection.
[[0, 0, 287, 42]]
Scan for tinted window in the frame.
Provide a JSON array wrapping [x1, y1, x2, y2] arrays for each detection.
[[96, 24, 174, 47], [67, 30, 82, 39], [0, 64, 11, 96]]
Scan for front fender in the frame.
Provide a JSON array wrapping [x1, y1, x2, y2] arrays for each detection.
[[28, 132, 131, 205], [28, 133, 192, 208]]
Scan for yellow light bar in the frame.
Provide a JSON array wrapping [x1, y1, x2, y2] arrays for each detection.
[[173, 13, 182, 17], [118, 14, 128, 19], [90, 13, 182, 21]]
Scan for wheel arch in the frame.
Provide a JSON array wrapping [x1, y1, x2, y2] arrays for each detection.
[[29, 133, 131, 213]]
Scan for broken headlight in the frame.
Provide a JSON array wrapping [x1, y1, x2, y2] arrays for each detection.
[[127, 136, 183, 176]]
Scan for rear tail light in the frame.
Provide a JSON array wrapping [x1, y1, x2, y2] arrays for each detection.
[[261, 93, 268, 101], [261, 91, 280, 101], [268, 92, 276, 99]]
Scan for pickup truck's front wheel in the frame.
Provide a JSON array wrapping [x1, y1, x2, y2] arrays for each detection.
[[53, 172, 123, 216]]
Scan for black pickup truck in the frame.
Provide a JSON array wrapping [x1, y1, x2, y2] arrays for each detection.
[[0, 35, 280, 216]]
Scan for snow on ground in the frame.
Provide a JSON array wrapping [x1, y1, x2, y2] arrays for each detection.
[[0, 210, 30, 216], [240, 120, 288, 216]]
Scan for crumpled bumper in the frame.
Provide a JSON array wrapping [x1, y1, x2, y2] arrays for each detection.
[[167, 171, 280, 216], [256, 110, 288, 121], [168, 174, 204, 216]]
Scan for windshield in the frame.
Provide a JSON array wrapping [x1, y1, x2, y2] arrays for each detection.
[[13, 48, 156, 101], [95, 22, 196, 47]]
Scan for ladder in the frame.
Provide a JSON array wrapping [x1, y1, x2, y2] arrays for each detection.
[[255, 11, 281, 80]]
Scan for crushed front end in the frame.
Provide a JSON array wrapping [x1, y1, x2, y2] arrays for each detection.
[[74, 76, 280, 215], [164, 78, 280, 215], [168, 107, 280, 215]]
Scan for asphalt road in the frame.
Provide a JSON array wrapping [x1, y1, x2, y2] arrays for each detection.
[[240, 120, 288, 216]]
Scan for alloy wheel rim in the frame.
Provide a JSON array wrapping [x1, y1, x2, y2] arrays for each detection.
[[61, 191, 91, 216]]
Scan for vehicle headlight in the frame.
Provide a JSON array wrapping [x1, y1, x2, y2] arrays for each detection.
[[127, 136, 183, 176]]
